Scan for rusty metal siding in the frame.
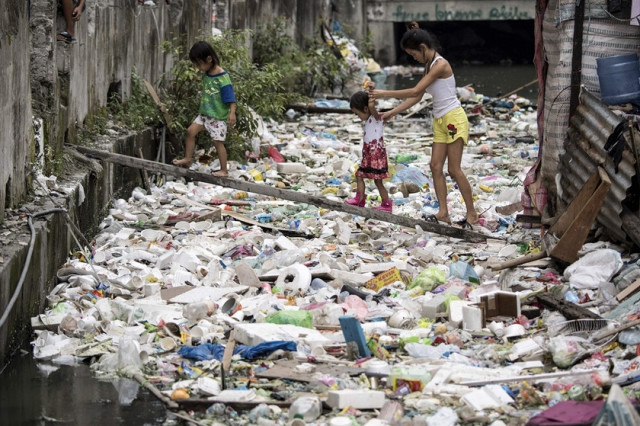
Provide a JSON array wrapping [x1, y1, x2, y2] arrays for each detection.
[[559, 88, 636, 243]]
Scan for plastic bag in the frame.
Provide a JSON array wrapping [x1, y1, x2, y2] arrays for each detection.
[[265, 310, 313, 329], [548, 336, 590, 368], [390, 166, 432, 188], [563, 249, 623, 289], [410, 266, 446, 292], [593, 384, 640, 426]]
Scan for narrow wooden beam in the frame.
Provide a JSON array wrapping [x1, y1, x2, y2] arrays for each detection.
[[71, 145, 492, 242]]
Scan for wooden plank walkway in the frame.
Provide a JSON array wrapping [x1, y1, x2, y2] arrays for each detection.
[[73, 145, 493, 242]]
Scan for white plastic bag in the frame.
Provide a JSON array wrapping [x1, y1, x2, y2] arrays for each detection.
[[563, 249, 623, 289]]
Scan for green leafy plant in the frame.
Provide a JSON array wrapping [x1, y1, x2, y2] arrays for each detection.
[[253, 17, 350, 97], [159, 30, 300, 161]]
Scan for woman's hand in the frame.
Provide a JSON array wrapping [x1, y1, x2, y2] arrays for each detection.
[[369, 89, 382, 100], [381, 111, 395, 121]]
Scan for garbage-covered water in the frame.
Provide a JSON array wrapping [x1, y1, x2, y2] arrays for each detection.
[[7, 62, 638, 426]]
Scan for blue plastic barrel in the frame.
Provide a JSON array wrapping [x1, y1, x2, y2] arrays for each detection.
[[597, 53, 640, 105]]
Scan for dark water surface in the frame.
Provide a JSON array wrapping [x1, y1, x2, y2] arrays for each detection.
[[0, 352, 167, 426], [0, 64, 537, 426]]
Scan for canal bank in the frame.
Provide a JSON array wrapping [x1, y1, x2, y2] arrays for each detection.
[[0, 129, 158, 371]]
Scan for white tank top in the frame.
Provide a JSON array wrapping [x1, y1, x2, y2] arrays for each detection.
[[425, 56, 461, 118]]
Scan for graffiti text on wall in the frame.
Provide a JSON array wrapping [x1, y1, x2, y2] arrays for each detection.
[[383, 4, 532, 22]]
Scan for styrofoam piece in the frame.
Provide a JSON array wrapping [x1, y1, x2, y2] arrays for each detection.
[[276, 162, 308, 173], [275, 235, 298, 250], [330, 269, 372, 286], [333, 217, 351, 245], [460, 385, 514, 410], [196, 377, 221, 396], [357, 261, 406, 274], [234, 262, 261, 287], [506, 338, 543, 362], [171, 249, 200, 273], [462, 305, 484, 331], [169, 286, 247, 304], [233, 323, 331, 346], [326, 390, 386, 409], [422, 294, 447, 319]]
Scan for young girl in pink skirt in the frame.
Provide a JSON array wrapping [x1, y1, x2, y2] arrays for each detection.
[[345, 83, 393, 212]]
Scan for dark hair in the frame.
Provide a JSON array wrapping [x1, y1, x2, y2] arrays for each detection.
[[400, 28, 441, 53], [350, 91, 369, 111], [406, 21, 419, 31], [189, 41, 220, 66]]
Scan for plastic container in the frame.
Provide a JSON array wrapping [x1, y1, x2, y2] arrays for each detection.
[[597, 53, 640, 106], [182, 301, 215, 322], [388, 366, 431, 391], [288, 396, 322, 421]]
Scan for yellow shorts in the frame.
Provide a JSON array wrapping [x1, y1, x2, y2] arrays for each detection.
[[433, 106, 469, 145]]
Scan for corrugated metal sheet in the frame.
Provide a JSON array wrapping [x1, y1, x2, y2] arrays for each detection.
[[558, 88, 636, 243]]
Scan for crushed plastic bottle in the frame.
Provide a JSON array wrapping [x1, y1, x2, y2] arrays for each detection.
[[288, 396, 321, 421]]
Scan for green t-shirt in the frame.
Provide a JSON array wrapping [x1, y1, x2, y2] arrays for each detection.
[[199, 71, 236, 120]]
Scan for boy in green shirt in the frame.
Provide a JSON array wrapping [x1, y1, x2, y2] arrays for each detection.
[[173, 41, 236, 177]]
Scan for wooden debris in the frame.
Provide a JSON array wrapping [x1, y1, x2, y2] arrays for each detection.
[[536, 293, 601, 321], [616, 278, 640, 302]]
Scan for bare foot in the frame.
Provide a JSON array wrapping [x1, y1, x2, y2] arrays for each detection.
[[466, 212, 479, 225], [173, 158, 192, 168], [211, 170, 229, 177], [434, 212, 451, 224]]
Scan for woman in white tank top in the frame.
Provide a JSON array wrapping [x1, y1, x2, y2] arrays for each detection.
[[370, 28, 478, 228]]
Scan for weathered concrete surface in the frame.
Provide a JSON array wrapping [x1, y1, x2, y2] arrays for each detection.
[[0, 1, 32, 221], [0, 0, 212, 370], [228, 0, 366, 53]]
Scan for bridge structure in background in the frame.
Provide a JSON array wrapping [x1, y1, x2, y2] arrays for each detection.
[[366, 0, 535, 65]]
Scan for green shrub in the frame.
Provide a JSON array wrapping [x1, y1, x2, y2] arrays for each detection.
[[159, 30, 300, 161], [253, 17, 349, 97]]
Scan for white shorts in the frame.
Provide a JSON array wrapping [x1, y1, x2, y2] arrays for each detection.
[[194, 115, 228, 141]]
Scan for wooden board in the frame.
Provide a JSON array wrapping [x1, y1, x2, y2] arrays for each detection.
[[71, 146, 493, 243], [255, 359, 366, 383]]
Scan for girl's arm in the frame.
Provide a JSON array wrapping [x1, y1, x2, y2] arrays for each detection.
[[367, 82, 380, 119], [382, 95, 422, 121], [372, 60, 449, 100]]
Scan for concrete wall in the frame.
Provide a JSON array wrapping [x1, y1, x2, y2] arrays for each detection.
[[0, 2, 32, 221], [228, 0, 366, 51], [0, 0, 212, 369]]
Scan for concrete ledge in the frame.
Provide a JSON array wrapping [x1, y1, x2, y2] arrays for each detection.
[[0, 129, 156, 369]]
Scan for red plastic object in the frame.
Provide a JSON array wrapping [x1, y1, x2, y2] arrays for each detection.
[[268, 145, 285, 163]]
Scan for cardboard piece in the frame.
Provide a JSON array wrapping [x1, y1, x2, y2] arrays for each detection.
[[479, 291, 521, 325], [364, 267, 404, 291]]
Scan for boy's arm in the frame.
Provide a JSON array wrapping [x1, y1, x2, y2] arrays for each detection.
[[228, 102, 236, 128]]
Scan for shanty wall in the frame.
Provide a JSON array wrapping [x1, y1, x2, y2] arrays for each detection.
[[540, 0, 640, 217]]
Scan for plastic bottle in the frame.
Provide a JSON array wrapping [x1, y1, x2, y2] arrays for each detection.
[[568, 385, 587, 401], [387, 366, 431, 391], [288, 396, 321, 421], [394, 153, 419, 163], [310, 278, 328, 290], [182, 301, 215, 322]]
